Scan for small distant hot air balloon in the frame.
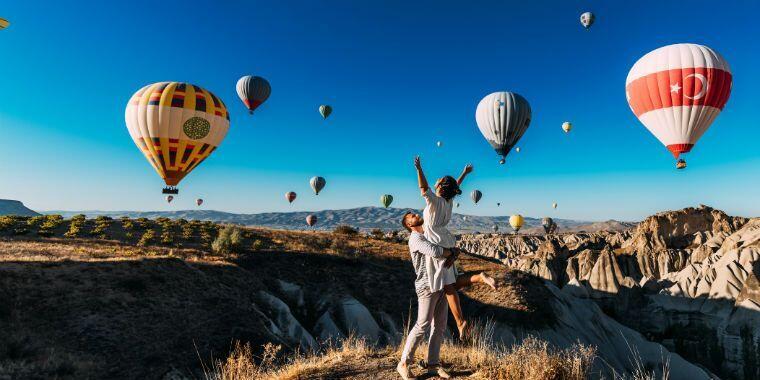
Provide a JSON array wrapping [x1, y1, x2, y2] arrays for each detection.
[[310, 176, 326, 195], [286, 191, 297, 203], [456, 202, 460, 208], [509, 214, 524, 233], [492, 224, 499, 232], [496, 202, 501, 207], [436, 141, 443, 148], [626, 43, 732, 169], [542, 217, 555, 234], [319, 105, 332, 119], [380, 194, 393, 208], [0, 18, 9, 29], [236, 75, 271, 114], [463, 216, 468, 221], [166, 195, 174, 203], [515, 147, 521, 153], [562, 122, 572, 133], [552, 202, 558, 209], [475, 92, 531, 164], [196, 198, 203, 206], [580, 12, 595, 29], [471, 190, 482, 204], [125, 82, 230, 195], [306, 214, 317, 227]]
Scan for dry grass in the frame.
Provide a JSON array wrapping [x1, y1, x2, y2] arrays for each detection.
[[207, 324, 597, 380]]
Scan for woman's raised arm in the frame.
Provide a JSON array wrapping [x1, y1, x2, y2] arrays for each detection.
[[414, 156, 429, 196], [457, 164, 473, 186]]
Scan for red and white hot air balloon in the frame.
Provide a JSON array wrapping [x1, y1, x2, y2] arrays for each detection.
[[196, 198, 203, 206], [286, 191, 297, 204], [626, 43, 732, 169]]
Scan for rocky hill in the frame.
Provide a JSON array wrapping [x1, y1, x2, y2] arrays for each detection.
[[44, 206, 626, 233], [459, 205, 759, 379], [0, 212, 700, 379], [0, 199, 39, 216]]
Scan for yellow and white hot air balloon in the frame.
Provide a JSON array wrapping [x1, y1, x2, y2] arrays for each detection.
[[562, 122, 572, 133], [509, 214, 524, 233], [125, 82, 230, 194], [0, 18, 10, 30]]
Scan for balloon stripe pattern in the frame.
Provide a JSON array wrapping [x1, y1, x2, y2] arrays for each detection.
[[475, 92, 531, 161], [236, 76, 271, 113], [626, 44, 732, 158], [125, 82, 230, 187]]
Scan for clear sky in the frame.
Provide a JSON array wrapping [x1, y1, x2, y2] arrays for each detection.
[[0, 0, 758, 221]]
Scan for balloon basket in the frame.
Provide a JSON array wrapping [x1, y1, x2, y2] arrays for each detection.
[[162, 187, 179, 195]]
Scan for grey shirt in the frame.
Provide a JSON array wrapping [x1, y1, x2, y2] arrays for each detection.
[[408, 231, 446, 293]]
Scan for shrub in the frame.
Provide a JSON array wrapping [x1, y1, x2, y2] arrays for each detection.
[[13, 227, 28, 236], [70, 214, 86, 224], [0, 216, 19, 231], [212, 226, 243, 255], [122, 219, 135, 230], [160, 230, 174, 245], [181, 224, 195, 241], [137, 230, 156, 247], [26, 216, 45, 228], [40, 215, 64, 230], [334, 225, 358, 235], [370, 228, 385, 239], [251, 239, 265, 251]]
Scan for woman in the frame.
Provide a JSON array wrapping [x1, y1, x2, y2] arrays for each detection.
[[414, 156, 497, 339]]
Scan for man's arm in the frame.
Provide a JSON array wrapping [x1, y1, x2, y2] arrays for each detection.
[[410, 234, 451, 259], [456, 164, 473, 186], [414, 156, 430, 196]]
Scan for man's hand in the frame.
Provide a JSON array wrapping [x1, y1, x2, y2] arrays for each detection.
[[414, 156, 422, 170]]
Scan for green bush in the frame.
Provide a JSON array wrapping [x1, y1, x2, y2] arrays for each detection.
[[181, 224, 195, 241], [370, 228, 385, 239], [160, 230, 174, 245], [26, 216, 45, 228], [0, 216, 20, 231], [70, 214, 86, 224], [211, 226, 243, 255], [40, 215, 64, 231], [13, 227, 29, 235], [334, 225, 358, 235], [137, 230, 156, 247]]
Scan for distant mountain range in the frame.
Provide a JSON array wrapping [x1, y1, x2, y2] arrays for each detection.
[[0, 199, 39, 217], [41, 206, 635, 233]]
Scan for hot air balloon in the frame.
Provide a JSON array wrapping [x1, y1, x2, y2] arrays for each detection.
[[515, 147, 521, 153], [436, 141, 443, 148], [552, 202, 558, 209], [497, 202, 501, 207], [562, 122, 572, 133], [492, 224, 499, 232], [626, 44, 732, 168], [542, 217, 554, 234], [475, 92, 531, 164], [306, 214, 317, 227], [319, 105, 332, 119], [580, 12, 595, 29], [236, 75, 271, 114], [0, 18, 9, 29], [196, 198, 203, 206], [286, 191, 297, 203], [509, 214, 524, 233], [166, 195, 174, 203], [310, 176, 326, 195], [125, 82, 230, 194], [380, 194, 393, 208], [456, 202, 460, 208], [463, 216, 468, 221], [471, 190, 482, 204]]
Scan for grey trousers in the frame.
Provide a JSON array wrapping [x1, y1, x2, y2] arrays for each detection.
[[400, 288, 448, 366]]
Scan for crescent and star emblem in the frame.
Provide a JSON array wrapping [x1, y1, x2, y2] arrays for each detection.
[[684, 73, 708, 100]]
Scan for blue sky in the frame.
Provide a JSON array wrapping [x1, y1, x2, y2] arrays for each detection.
[[0, 0, 758, 220]]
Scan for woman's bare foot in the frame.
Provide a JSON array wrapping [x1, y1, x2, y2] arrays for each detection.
[[458, 320, 471, 340], [480, 273, 497, 290]]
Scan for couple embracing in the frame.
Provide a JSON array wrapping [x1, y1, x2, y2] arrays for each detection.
[[397, 157, 497, 379]]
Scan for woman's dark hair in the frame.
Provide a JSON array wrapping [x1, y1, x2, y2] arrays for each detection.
[[437, 176, 461, 201]]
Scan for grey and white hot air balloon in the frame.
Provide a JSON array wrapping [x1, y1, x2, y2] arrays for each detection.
[[236, 75, 271, 114], [492, 224, 499, 232], [470, 190, 482, 204], [542, 217, 555, 234], [310, 176, 326, 195], [475, 92, 531, 164], [319, 105, 332, 119], [306, 214, 318, 227], [580, 12, 595, 29]]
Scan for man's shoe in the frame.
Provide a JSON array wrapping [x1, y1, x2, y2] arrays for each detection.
[[396, 361, 415, 380], [427, 365, 451, 379]]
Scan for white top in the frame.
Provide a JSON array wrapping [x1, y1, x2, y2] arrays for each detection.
[[422, 188, 456, 248]]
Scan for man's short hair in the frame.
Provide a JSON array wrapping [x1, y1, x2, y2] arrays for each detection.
[[401, 212, 413, 232]]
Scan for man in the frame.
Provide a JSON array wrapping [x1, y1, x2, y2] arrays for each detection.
[[397, 211, 458, 380]]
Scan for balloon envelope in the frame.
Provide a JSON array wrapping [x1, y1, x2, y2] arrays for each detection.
[[542, 217, 555, 233], [436, 141, 443, 147], [509, 214, 524, 232], [626, 43, 732, 160], [310, 176, 326, 195], [236, 75, 271, 114], [306, 214, 317, 227], [0, 18, 9, 29], [552, 202, 558, 209], [471, 190, 482, 204], [475, 92, 531, 162], [286, 191, 297, 203], [580, 12, 595, 29], [196, 198, 203, 206], [562, 122, 572, 133], [319, 105, 332, 119], [125, 82, 230, 189], [380, 194, 393, 208], [492, 225, 499, 232], [166, 195, 174, 203]]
